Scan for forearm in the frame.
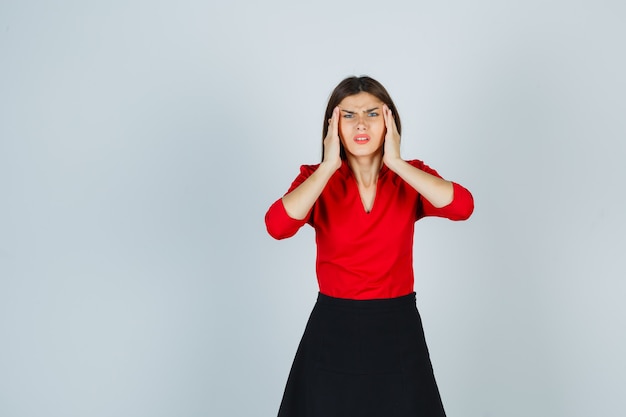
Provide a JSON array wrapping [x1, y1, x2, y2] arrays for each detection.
[[281, 162, 337, 220], [385, 158, 454, 208]]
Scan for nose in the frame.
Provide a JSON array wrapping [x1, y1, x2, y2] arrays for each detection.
[[356, 114, 367, 130]]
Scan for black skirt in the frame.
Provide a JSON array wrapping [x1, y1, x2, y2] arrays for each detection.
[[277, 292, 446, 417]]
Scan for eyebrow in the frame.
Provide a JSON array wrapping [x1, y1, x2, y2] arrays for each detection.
[[340, 107, 380, 114]]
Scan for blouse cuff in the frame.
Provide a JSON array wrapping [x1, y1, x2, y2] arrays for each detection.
[[265, 198, 309, 239], [432, 182, 474, 220]]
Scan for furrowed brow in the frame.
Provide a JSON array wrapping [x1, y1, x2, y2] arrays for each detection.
[[339, 107, 379, 114]]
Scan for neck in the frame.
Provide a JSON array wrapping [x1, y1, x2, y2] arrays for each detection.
[[346, 153, 383, 187]]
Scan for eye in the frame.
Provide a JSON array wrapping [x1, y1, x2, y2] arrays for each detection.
[[368, 112, 379, 117], [342, 113, 354, 119]]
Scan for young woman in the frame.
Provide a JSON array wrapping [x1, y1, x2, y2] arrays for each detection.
[[265, 76, 474, 417]]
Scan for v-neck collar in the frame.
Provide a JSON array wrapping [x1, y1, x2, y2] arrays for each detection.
[[340, 160, 389, 214]]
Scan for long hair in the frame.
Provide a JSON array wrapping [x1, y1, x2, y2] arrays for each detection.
[[322, 76, 401, 161]]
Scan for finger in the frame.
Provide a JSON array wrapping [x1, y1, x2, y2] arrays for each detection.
[[331, 106, 340, 138], [327, 107, 337, 128], [382, 105, 391, 128], [386, 105, 393, 124], [384, 105, 398, 133]]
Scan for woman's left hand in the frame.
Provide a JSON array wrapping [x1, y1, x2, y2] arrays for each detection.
[[380, 104, 455, 207], [382, 104, 402, 168]]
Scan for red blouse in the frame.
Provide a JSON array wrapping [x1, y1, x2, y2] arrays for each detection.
[[265, 160, 474, 300]]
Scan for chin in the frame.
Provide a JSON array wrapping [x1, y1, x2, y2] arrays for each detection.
[[346, 149, 382, 159]]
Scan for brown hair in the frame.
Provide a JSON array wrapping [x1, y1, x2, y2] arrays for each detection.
[[322, 76, 401, 161]]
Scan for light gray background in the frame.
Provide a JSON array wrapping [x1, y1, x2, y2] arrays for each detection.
[[1, 1, 625, 416]]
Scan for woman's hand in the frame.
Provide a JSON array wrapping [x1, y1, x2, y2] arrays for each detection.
[[380, 104, 454, 207], [281, 107, 342, 220], [322, 106, 342, 171], [382, 104, 402, 169]]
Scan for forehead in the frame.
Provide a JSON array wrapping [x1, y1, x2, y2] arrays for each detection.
[[338, 92, 383, 110]]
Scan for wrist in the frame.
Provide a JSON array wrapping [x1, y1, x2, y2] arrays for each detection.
[[383, 155, 405, 172], [319, 159, 341, 174]]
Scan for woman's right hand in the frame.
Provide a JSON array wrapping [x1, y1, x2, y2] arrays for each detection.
[[322, 106, 342, 171], [280, 107, 342, 220]]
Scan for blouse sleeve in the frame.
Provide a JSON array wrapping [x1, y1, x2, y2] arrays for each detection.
[[264, 164, 318, 240], [409, 160, 475, 221]]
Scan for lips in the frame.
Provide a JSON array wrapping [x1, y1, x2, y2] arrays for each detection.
[[353, 134, 371, 144]]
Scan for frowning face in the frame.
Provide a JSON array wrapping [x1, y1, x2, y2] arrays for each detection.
[[338, 92, 386, 159]]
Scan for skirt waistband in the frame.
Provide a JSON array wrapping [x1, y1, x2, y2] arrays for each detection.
[[316, 292, 416, 310]]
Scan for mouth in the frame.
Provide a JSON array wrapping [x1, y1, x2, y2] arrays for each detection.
[[353, 134, 371, 144]]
